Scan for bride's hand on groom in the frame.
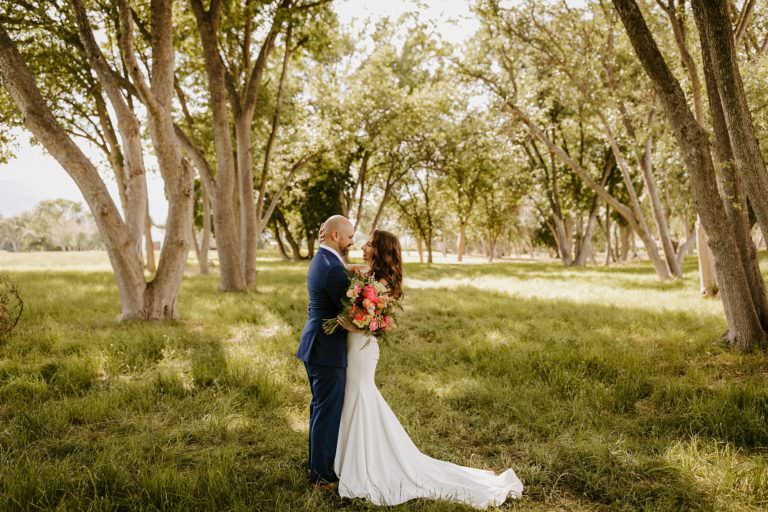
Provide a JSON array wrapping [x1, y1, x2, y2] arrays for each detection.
[[338, 315, 363, 333]]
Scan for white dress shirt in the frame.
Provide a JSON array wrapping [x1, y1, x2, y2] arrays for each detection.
[[319, 244, 346, 266]]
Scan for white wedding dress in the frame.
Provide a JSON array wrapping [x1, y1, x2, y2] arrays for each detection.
[[334, 332, 523, 509]]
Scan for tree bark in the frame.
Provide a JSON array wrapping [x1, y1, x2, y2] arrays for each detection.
[[198, 177, 211, 274], [144, 203, 156, 273], [695, 216, 717, 295]]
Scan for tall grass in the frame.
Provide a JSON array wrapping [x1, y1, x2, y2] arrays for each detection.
[[0, 255, 766, 510]]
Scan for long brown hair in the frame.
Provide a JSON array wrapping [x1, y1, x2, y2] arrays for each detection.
[[369, 230, 403, 300]]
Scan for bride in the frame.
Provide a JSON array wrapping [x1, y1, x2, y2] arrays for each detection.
[[334, 230, 523, 509]]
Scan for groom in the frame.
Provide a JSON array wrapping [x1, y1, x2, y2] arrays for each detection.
[[296, 215, 354, 487]]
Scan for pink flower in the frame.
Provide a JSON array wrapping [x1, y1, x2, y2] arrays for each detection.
[[370, 320, 379, 331], [363, 285, 378, 300]]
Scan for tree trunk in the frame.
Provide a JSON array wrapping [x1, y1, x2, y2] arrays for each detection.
[[694, 0, 768, 248], [457, 220, 467, 262], [191, 223, 202, 267], [353, 151, 371, 231], [272, 224, 290, 260], [199, 177, 211, 274], [488, 234, 497, 262], [2, 3, 191, 321], [614, 0, 767, 350], [72, 0, 146, 263], [696, 4, 768, 328], [640, 134, 681, 277], [235, 116, 257, 287], [190, 0, 246, 292], [658, 0, 714, 292], [696, 218, 717, 297], [574, 208, 599, 267], [675, 220, 696, 270], [513, 105, 670, 279], [370, 186, 391, 232], [277, 215, 303, 260], [602, 119, 671, 279], [144, 203, 156, 273], [119, 0, 193, 319], [552, 217, 573, 265], [604, 204, 612, 265], [307, 235, 315, 259], [416, 236, 424, 263], [619, 224, 630, 262]]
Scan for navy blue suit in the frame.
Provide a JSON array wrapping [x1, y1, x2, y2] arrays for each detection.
[[296, 246, 350, 483]]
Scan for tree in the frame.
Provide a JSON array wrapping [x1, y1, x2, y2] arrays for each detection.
[[395, 166, 442, 264], [183, 0, 331, 290], [469, 0, 683, 279], [611, 0, 768, 351], [0, 0, 193, 320]]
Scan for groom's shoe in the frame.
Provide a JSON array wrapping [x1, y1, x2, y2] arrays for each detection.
[[310, 480, 338, 493]]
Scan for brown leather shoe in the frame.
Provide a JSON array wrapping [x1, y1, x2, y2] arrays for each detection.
[[311, 481, 338, 492]]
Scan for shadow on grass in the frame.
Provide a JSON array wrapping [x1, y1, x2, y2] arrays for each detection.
[[1, 265, 763, 511]]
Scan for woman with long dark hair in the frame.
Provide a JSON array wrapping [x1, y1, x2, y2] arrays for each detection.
[[334, 229, 523, 509]]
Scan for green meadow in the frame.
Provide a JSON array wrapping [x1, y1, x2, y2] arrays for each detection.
[[1, 253, 767, 511]]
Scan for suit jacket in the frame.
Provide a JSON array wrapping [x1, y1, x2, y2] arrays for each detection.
[[296, 247, 350, 367]]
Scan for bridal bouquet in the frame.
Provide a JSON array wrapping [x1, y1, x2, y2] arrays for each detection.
[[323, 270, 400, 337]]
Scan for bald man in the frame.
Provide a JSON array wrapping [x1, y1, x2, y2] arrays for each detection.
[[296, 215, 355, 487]]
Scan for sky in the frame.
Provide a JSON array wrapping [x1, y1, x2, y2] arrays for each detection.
[[0, 0, 478, 223]]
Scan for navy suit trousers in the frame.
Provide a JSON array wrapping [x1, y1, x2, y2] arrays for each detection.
[[304, 362, 345, 483]]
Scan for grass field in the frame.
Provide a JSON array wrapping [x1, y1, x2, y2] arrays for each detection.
[[0, 252, 767, 511]]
